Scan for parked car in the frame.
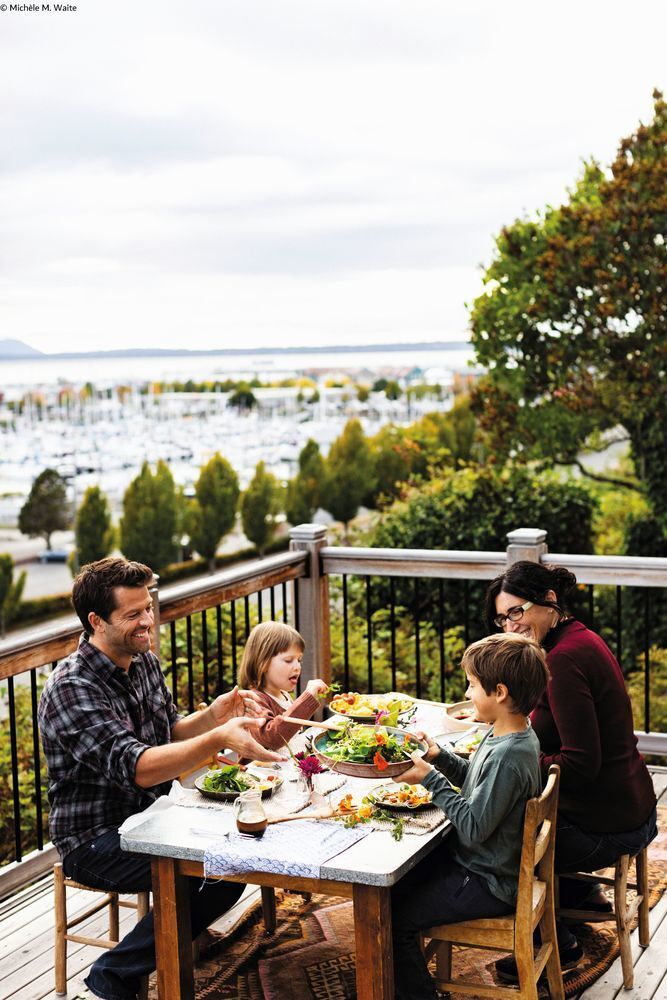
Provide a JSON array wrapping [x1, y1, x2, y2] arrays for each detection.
[[38, 549, 71, 563]]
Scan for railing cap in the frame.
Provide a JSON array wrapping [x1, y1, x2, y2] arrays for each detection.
[[289, 523, 328, 542], [507, 528, 548, 544]]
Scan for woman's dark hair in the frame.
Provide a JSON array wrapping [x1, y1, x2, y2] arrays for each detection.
[[72, 557, 154, 631], [484, 561, 578, 633]]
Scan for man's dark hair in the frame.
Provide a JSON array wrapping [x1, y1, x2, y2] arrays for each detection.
[[462, 633, 549, 716], [72, 557, 154, 632]]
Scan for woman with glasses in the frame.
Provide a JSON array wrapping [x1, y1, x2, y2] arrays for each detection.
[[485, 560, 657, 979]]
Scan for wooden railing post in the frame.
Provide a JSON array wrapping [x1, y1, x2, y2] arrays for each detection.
[[289, 524, 330, 687], [506, 528, 548, 566]]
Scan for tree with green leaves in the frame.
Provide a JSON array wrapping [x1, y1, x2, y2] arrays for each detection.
[[240, 461, 281, 557], [366, 424, 420, 506], [188, 453, 240, 572], [321, 419, 376, 538], [470, 90, 667, 530], [119, 460, 179, 571], [0, 554, 26, 637], [228, 383, 257, 411], [18, 468, 69, 550], [285, 439, 326, 526], [74, 486, 114, 570]]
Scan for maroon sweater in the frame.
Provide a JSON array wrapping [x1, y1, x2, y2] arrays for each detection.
[[240, 689, 320, 760], [531, 619, 655, 834]]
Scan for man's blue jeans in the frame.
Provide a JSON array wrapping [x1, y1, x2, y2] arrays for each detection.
[[63, 829, 245, 1000]]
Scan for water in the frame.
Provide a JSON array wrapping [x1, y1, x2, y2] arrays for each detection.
[[0, 346, 475, 389]]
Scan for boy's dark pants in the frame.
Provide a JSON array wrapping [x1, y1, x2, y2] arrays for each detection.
[[63, 829, 245, 1000], [391, 845, 512, 1000]]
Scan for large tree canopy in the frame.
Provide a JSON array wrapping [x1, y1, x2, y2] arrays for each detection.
[[470, 90, 667, 528]]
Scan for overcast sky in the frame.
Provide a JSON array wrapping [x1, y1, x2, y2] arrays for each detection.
[[0, 0, 664, 354]]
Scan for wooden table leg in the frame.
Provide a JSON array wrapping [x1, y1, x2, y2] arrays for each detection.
[[151, 857, 194, 1000], [353, 883, 394, 1000]]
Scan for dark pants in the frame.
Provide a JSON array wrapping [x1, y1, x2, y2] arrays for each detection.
[[554, 805, 658, 949], [391, 846, 513, 1000], [63, 829, 245, 1000]]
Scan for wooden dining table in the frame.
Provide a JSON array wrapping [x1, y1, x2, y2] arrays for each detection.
[[120, 766, 451, 999]]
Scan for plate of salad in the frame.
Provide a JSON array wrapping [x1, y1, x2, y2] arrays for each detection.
[[368, 782, 433, 811], [313, 724, 427, 777], [452, 729, 485, 758], [194, 765, 283, 802], [329, 692, 415, 725]]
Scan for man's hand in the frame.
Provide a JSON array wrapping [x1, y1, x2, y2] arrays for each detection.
[[209, 686, 264, 725], [216, 717, 282, 762], [399, 750, 433, 785]]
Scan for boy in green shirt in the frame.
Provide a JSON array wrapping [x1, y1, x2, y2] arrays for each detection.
[[392, 632, 549, 1000]]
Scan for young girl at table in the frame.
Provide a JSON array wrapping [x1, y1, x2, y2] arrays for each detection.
[[237, 621, 328, 754], [390, 633, 549, 1000]]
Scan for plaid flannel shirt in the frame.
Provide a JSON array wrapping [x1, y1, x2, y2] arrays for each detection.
[[38, 633, 181, 858]]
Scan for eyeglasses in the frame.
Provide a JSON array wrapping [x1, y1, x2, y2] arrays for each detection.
[[493, 601, 534, 629]]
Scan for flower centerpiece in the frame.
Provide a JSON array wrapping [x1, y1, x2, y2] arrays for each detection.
[[294, 751, 325, 795]]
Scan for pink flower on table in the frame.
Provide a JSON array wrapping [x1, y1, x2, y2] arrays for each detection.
[[294, 752, 325, 779], [375, 709, 389, 725]]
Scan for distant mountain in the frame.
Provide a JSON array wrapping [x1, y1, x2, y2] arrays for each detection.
[[0, 339, 45, 358], [19, 340, 471, 360]]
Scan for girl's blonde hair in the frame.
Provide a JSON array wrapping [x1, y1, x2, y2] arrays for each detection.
[[238, 621, 305, 690]]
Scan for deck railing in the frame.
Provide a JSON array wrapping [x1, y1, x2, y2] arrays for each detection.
[[1, 525, 666, 899]]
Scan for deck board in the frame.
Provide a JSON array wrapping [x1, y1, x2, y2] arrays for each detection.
[[0, 772, 664, 1000]]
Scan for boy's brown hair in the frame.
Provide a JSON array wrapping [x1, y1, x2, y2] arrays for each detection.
[[461, 633, 549, 715], [238, 621, 305, 690]]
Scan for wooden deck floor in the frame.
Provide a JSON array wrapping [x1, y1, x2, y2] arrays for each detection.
[[2, 770, 665, 1000]]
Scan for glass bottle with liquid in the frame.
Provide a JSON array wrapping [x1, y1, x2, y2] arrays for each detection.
[[233, 789, 268, 837]]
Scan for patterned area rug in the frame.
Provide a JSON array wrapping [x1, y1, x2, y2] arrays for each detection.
[[147, 807, 667, 999]]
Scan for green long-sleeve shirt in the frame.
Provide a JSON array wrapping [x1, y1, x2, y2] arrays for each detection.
[[421, 726, 541, 904]]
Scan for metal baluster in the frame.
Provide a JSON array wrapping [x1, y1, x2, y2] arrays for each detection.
[[257, 589, 263, 622], [415, 578, 421, 699], [588, 585, 595, 629], [30, 669, 44, 850], [365, 576, 373, 693], [644, 588, 651, 733], [216, 604, 224, 694], [390, 577, 397, 691], [201, 610, 209, 703], [169, 620, 178, 706], [615, 587, 623, 670], [244, 595, 251, 639], [293, 578, 300, 630], [8, 676, 22, 862], [343, 574, 350, 691], [186, 615, 194, 713], [463, 580, 470, 646], [282, 581, 288, 623], [270, 585, 276, 620], [231, 600, 238, 685], [438, 578, 445, 703]]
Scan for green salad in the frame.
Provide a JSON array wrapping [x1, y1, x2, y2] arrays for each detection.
[[201, 765, 252, 794], [323, 724, 419, 764]]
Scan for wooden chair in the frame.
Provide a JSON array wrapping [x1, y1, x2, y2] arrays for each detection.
[[557, 846, 649, 988], [422, 764, 564, 1000], [54, 861, 150, 996]]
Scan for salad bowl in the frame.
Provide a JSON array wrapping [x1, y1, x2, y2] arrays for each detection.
[[313, 724, 427, 778], [194, 766, 283, 802]]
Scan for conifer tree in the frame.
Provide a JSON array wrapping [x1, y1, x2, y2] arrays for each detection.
[[285, 439, 326, 526], [18, 468, 70, 550], [241, 461, 280, 557], [188, 453, 240, 572], [74, 485, 114, 570], [0, 554, 26, 637], [119, 460, 178, 571], [322, 419, 376, 538]]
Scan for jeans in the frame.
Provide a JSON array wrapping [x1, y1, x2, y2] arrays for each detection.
[[554, 805, 658, 949], [391, 847, 513, 1000], [63, 829, 245, 1000]]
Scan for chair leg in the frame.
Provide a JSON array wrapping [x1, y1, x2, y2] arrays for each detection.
[[108, 892, 120, 942], [261, 886, 277, 935], [614, 854, 634, 989], [53, 863, 68, 996], [137, 890, 150, 921], [434, 940, 452, 984], [636, 848, 650, 949], [540, 903, 564, 1000]]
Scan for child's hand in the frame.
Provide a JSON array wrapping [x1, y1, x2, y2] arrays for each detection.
[[412, 730, 440, 762], [400, 751, 433, 785], [306, 679, 329, 698]]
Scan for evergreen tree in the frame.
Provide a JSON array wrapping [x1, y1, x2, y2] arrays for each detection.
[[74, 486, 114, 570], [0, 554, 26, 637], [241, 461, 281, 557], [119, 460, 179, 571], [285, 439, 326, 526], [321, 419, 376, 538], [188, 453, 240, 572], [18, 468, 69, 549]]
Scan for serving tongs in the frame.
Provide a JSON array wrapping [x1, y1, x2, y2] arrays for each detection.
[[280, 716, 349, 733]]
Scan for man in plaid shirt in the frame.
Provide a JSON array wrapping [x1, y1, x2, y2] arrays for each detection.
[[39, 557, 281, 1000]]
